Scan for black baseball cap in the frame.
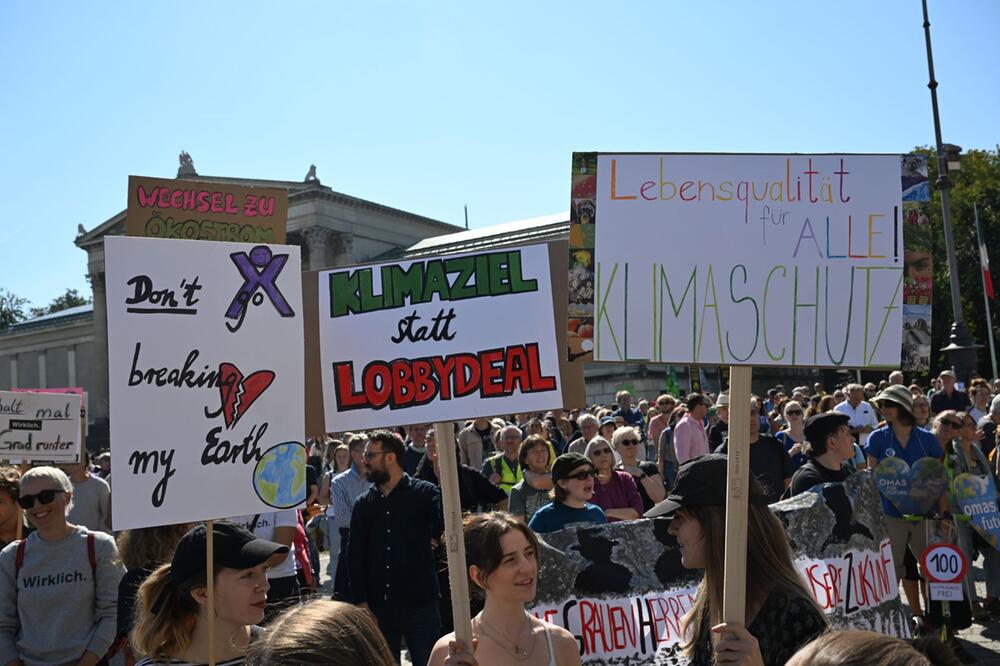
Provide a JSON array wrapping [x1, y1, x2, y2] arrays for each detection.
[[152, 521, 287, 613], [644, 453, 769, 518], [803, 412, 850, 450], [551, 452, 592, 482]]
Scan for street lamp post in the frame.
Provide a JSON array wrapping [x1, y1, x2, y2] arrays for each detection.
[[921, 0, 981, 382]]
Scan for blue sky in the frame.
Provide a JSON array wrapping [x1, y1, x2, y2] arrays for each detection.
[[2, 0, 997, 308]]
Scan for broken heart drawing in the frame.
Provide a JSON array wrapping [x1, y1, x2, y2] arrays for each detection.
[[216, 362, 275, 428]]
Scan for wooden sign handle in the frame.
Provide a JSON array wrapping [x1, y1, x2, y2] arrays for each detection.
[[206, 519, 216, 666], [722, 366, 752, 629], [434, 422, 474, 649]]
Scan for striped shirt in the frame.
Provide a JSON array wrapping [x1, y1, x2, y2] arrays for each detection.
[[330, 464, 372, 530]]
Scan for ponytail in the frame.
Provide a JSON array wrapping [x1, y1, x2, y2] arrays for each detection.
[[130, 563, 202, 659]]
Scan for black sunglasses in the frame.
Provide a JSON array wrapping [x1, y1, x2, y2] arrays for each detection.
[[941, 420, 962, 429], [620, 439, 639, 446], [786, 409, 803, 416], [18, 489, 64, 509], [567, 469, 598, 481]]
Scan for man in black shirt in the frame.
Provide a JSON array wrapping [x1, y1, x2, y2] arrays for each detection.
[[348, 431, 444, 666], [716, 400, 792, 502], [930, 369, 971, 414], [790, 412, 855, 495]]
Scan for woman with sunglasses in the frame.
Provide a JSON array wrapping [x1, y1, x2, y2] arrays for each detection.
[[528, 453, 606, 534], [775, 401, 808, 472], [0, 466, 125, 666], [946, 412, 1000, 617], [613, 426, 665, 514], [585, 437, 643, 523]]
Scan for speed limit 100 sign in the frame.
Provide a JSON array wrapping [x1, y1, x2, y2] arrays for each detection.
[[921, 543, 968, 584]]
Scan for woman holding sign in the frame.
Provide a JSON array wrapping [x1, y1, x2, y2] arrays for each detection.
[[644, 454, 827, 666], [131, 521, 288, 666], [947, 412, 1000, 616], [429, 512, 581, 666]]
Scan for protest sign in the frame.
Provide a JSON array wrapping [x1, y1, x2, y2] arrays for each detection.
[[874, 456, 949, 516], [531, 473, 909, 665], [126, 175, 288, 244], [12, 387, 88, 436], [105, 236, 305, 530], [568, 153, 904, 368], [317, 243, 564, 432], [0, 390, 82, 463], [952, 472, 1000, 550], [900, 154, 932, 372]]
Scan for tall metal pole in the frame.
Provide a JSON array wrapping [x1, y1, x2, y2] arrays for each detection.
[[921, 0, 980, 381], [974, 202, 999, 379]]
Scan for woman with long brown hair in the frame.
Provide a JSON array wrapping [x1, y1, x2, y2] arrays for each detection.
[[645, 454, 827, 665], [429, 512, 581, 666]]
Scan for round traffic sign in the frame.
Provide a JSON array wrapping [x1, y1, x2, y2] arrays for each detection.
[[920, 543, 968, 584]]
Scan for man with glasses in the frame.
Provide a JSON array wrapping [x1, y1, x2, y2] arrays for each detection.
[[646, 394, 677, 450], [481, 425, 524, 496], [567, 413, 600, 454], [673, 393, 711, 464], [716, 400, 793, 502], [329, 434, 371, 598], [348, 431, 443, 666]]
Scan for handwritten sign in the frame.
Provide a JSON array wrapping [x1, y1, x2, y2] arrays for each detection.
[[12, 387, 88, 435], [105, 236, 305, 530], [569, 153, 904, 368], [0, 390, 82, 463], [127, 175, 288, 244], [317, 244, 563, 431]]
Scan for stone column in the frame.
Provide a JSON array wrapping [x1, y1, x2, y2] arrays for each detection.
[[301, 226, 335, 271], [87, 268, 109, 424], [332, 233, 355, 267]]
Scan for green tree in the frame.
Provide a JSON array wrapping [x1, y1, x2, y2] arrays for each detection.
[[28, 288, 91, 319], [0, 289, 29, 331], [917, 147, 1000, 379]]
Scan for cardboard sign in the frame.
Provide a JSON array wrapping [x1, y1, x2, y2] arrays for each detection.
[[12, 387, 88, 435], [952, 472, 1000, 550], [105, 236, 305, 530], [921, 542, 968, 584], [874, 456, 948, 517], [317, 244, 564, 432], [0, 390, 82, 463], [568, 153, 904, 368], [126, 175, 288, 244], [531, 473, 908, 665]]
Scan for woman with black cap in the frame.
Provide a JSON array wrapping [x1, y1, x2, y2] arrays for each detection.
[[131, 521, 289, 666], [527, 453, 606, 534], [644, 454, 827, 666]]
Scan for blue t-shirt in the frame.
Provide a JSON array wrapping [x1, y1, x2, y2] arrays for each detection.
[[775, 431, 808, 471], [527, 501, 607, 534], [864, 424, 944, 518]]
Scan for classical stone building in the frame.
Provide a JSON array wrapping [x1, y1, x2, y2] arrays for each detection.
[[0, 161, 461, 447]]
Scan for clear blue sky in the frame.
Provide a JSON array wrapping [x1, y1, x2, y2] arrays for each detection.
[[2, 0, 997, 308]]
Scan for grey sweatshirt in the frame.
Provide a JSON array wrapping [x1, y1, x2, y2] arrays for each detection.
[[0, 526, 125, 666], [67, 475, 112, 534]]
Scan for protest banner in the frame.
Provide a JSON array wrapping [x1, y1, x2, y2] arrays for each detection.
[[316, 242, 566, 432], [569, 153, 904, 368], [0, 390, 82, 463], [874, 456, 949, 517], [900, 154, 932, 372], [12, 387, 88, 435], [105, 236, 305, 531], [126, 175, 288, 244], [531, 473, 909, 665], [951, 472, 1000, 550]]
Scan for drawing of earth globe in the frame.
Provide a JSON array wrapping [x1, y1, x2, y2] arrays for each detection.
[[952, 473, 986, 500], [253, 442, 307, 509], [875, 457, 909, 488]]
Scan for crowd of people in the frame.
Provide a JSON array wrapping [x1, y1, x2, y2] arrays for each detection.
[[1, 367, 999, 664]]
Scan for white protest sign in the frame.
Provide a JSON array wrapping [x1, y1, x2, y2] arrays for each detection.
[[579, 153, 903, 367], [106, 236, 306, 530], [0, 390, 82, 463], [318, 244, 563, 431]]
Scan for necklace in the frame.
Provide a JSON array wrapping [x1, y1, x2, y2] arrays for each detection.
[[475, 611, 535, 660]]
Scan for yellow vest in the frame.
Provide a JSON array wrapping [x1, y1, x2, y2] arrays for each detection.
[[487, 454, 523, 494]]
